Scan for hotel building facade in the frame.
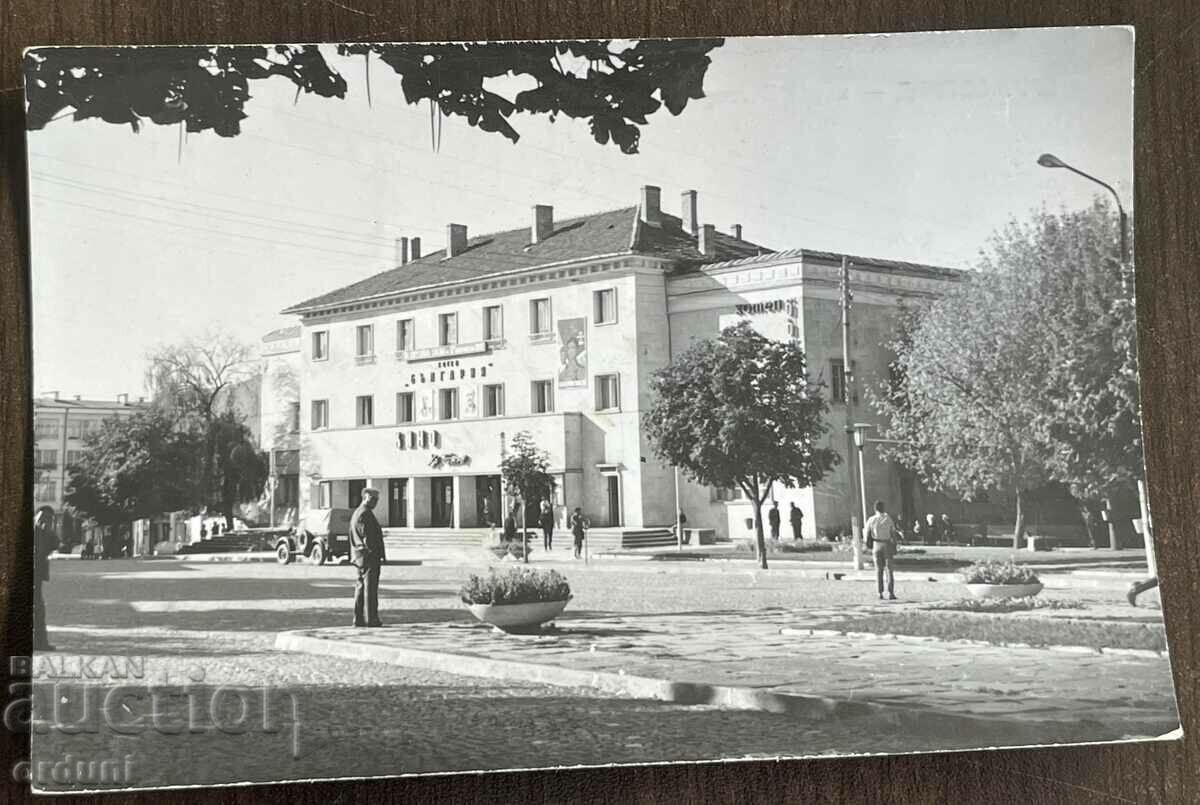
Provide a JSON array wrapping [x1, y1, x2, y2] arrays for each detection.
[[282, 186, 965, 541]]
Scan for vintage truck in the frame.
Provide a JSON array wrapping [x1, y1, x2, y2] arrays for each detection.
[[275, 508, 352, 565]]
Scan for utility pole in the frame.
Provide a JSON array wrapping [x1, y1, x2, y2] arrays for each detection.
[[841, 257, 864, 570]]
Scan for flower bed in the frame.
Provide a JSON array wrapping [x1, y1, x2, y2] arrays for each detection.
[[460, 566, 571, 606], [810, 611, 1166, 652], [925, 596, 1085, 613], [959, 559, 1040, 585]]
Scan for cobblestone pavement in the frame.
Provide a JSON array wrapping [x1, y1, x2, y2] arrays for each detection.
[[34, 559, 1040, 790]]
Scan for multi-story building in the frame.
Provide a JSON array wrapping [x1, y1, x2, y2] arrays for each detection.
[[258, 325, 302, 524], [281, 185, 973, 541], [32, 392, 146, 542]]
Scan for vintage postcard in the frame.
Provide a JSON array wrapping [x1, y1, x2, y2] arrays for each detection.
[[21, 28, 1177, 793]]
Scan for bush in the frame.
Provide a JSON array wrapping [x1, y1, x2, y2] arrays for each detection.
[[959, 560, 1040, 585], [460, 566, 571, 606]]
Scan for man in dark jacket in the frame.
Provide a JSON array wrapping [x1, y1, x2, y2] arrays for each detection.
[[349, 488, 386, 627], [768, 501, 782, 540], [33, 507, 56, 650], [789, 502, 804, 540]]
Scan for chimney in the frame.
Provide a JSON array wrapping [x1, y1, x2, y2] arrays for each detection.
[[681, 190, 699, 235], [117, 393, 129, 405], [731, 224, 743, 240], [411, 237, 422, 260], [446, 224, 468, 258], [531, 205, 554, 243], [396, 237, 410, 266], [640, 185, 661, 226], [699, 224, 716, 257]]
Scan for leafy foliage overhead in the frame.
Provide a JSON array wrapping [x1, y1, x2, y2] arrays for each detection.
[[24, 40, 724, 154]]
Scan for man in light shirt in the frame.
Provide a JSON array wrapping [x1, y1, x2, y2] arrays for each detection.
[[865, 499, 899, 601]]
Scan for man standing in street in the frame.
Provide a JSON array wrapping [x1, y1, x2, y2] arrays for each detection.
[[768, 501, 782, 540], [865, 499, 899, 601], [349, 487, 386, 627], [571, 507, 589, 559], [33, 506, 56, 651], [789, 502, 804, 540]]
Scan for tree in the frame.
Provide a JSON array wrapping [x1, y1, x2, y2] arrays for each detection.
[[145, 333, 262, 527], [23, 40, 723, 154], [643, 321, 840, 569], [65, 409, 200, 529], [872, 200, 1138, 548], [499, 432, 557, 564]]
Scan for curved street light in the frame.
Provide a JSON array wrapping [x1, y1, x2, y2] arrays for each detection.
[[1037, 152, 1129, 264]]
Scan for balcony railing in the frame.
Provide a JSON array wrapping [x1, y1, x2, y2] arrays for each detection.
[[397, 340, 491, 362]]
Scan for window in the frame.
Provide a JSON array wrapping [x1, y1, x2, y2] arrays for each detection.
[[483, 384, 504, 417], [317, 481, 332, 509], [397, 319, 415, 352], [531, 380, 554, 414], [311, 399, 329, 430], [713, 487, 745, 502], [34, 418, 59, 440], [830, 359, 855, 404], [483, 305, 504, 341], [530, 298, 552, 335], [356, 395, 374, 427], [355, 324, 374, 357], [288, 402, 301, 434], [438, 313, 458, 346], [66, 450, 85, 466], [34, 479, 57, 502], [396, 392, 415, 424], [67, 419, 84, 439], [34, 449, 58, 469], [594, 288, 617, 325], [312, 330, 329, 361], [438, 388, 459, 421], [595, 373, 620, 411]]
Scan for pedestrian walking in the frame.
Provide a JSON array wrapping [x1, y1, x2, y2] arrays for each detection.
[[924, 512, 937, 545], [571, 507, 589, 559], [349, 487, 386, 627], [865, 499, 899, 601], [33, 506, 56, 651], [200, 522, 208, 541], [539, 500, 555, 551], [789, 502, 804, 540], [768, 501, 781, 540], [212, 521, 222, 536], [675, 510, 688, 544]]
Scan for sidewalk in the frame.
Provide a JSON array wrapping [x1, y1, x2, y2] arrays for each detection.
[[277, 600, 1179, 749]]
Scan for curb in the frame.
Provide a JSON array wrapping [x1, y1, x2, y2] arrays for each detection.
[[274, 630, 1165, 744], [778, 627, 1165, 659]]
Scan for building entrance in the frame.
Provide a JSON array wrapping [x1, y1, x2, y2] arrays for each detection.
[[388, 478, 408, 527], [431, 477, 454, 527]]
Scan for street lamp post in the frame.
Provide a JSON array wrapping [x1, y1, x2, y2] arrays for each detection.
[[852, 424, 873, 529], [1037, 153, 1150, 567]]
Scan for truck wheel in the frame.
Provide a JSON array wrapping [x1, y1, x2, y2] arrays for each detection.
[[309, 543, 326, 565], [276, 543, 293, 565]]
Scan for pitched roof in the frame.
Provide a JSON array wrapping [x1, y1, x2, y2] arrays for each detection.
[[261, 325, 301, 342], [689, 247, 965, 279], [34, 396, 147, 410], [283, 205, 770, 314]]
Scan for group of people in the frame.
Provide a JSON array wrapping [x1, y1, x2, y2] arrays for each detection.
[[910, 512, 955, 544], [503, 500, 590, 559], [766, 501, 806, 540]]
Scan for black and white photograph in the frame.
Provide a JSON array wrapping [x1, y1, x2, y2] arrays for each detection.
[[20, 28, 1179, 792]]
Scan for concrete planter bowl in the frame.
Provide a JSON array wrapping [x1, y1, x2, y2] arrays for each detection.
[[465, 597, 571, 633], [965, 582, 1044, 600]]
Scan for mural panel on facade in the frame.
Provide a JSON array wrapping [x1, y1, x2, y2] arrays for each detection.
[[557, 317, 588, 388]]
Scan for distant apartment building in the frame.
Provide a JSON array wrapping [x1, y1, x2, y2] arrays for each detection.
[[280, 184, 983, 541], [32, 392, 146, 541], [258, 325, 302, 523]]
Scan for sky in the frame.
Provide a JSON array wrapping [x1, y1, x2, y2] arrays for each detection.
[[26, 27, 1134, 399]]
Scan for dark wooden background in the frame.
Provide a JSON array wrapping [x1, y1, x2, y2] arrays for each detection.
[[2, 2, 1197, 803]]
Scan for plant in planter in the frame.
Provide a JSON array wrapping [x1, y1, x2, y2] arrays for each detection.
[[460, 566, 572, 632], [959, 560, 1043, 599]]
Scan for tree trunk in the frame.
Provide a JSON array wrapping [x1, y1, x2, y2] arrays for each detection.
[[750, 477, 769, 570], [1012, 488, 1026, 549], [521, 499, 528, 564]]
